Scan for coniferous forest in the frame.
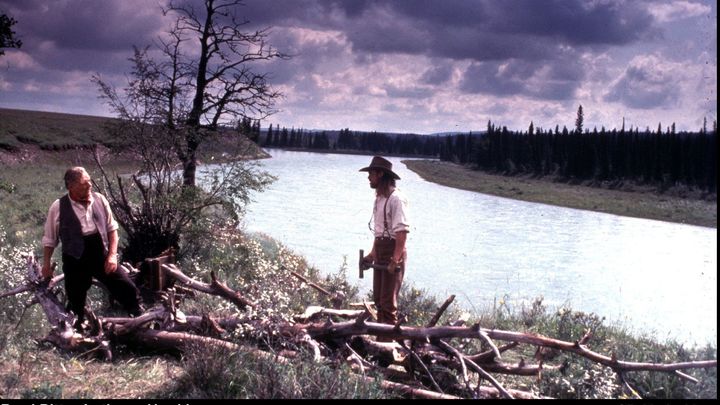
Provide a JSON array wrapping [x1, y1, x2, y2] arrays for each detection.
[[257, 111, 717, 194]]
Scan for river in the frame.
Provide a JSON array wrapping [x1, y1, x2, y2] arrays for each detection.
[[236, 149, 716, 346]]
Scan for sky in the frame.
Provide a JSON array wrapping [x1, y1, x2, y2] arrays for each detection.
[[0, 0, 716, 134]]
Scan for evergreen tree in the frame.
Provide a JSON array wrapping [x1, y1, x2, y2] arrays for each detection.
[[575, 105, 584, 134], [266, 124, 274, 146], [280, 127, 289, 146], [289, 127, 296, 147]]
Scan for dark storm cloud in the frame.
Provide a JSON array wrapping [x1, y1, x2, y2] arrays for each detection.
[[0, 0, 164, 81], [384, 84, 433, 99], [236, 0, 660, 102], [32, 47, 134, 73], [261, 28, 347, 84], [2, 0, 163, 52], [1, 0, 661, 79], [239, 0, 659, 61], [460, 54, 584, 100], [604, 58, 680, 109], [420, 63, 453, 85], [482, 0, 658, 45], [460, 61, 527, 96], [319, 0, 655, 59]]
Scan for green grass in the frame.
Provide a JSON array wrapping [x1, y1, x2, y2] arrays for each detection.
[[404, 159, 717, 228], [0, 108, 117, 151]]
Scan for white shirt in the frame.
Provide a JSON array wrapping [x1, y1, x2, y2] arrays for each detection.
[[372, 187, 410, 238], [42, 193, 119, 248]]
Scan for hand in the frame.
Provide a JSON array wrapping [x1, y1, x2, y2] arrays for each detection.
[[361, 253, 374, 269], [388, 255, 403, 274], [104, 253, 118, 274], [41, 262, 54, 280]]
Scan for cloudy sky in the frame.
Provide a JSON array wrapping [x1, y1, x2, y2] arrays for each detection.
[[0, 0, 716, 134]]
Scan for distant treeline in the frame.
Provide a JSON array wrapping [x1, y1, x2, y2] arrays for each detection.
[[444, 122, 717, 192], [257, 120, 717, 193], [261, 125, 442, 157]]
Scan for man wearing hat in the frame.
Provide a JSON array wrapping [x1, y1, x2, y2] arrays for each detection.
[[359, 156, 409, 331]]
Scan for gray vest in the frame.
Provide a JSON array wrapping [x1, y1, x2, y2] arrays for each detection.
[[59, 192, 110, 259]]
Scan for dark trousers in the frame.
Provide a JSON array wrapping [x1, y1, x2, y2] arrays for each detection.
[[62, 233, 141, 323], [372, 237, 405, 329]]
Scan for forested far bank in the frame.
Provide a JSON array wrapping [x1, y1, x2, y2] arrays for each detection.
[[259, 116, 717, 199], [443, 122, 717, 196]]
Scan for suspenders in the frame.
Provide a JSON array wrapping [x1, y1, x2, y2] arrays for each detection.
[[369, 190, 395, 238]]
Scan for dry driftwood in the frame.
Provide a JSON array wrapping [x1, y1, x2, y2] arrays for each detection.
[[287, 267, 346, 308], [299, 317, 717, 374], [10, 255, 113, 360], [2, 254, 716, 400], [160, 263, 255, 309]]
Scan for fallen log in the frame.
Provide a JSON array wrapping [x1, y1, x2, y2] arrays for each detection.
[[294, 305, 366, 323], [287, 267, 345, 308], [436, 339, 513, 399], [483, 329, 719, 374], [119, 328, 240, 352], [14, 255, 113, 360], [302, 319, 718, 374], [161, 263, 255, 309], [426, 294, 455, 327]]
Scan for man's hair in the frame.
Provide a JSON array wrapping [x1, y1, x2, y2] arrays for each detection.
[[380, 171, 396, 188], [64, 167, 87, 188], [373, 169, 396, 195]]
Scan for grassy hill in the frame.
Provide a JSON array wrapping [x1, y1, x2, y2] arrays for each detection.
[[0, 108, 117, 151], [0, 108, 268, 162]]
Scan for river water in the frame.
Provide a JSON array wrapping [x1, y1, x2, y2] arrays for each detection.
[[236, 149, 716, 346]]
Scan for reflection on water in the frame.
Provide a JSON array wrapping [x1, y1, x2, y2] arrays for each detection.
[[235, 149, 716, 345]]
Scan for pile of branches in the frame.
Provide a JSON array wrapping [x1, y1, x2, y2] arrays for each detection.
[[2, 255, 716, 399]]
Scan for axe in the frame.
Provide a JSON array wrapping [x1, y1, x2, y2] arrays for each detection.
[[358, 249, 392, 278]]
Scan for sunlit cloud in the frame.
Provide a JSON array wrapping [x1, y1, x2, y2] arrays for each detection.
[[647, 0, 711, 23]]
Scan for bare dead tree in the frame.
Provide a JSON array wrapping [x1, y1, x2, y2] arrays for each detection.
[[162, 0, 289, 187], [90, 0, 284, 262]]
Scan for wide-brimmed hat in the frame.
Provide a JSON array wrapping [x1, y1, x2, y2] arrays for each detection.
[[359, 155, 401, 180]]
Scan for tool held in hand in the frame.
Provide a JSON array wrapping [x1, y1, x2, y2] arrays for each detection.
[[359, 249, 395, 278]]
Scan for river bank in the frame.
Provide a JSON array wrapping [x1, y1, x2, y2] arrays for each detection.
[[403, 159, 717, 228]]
